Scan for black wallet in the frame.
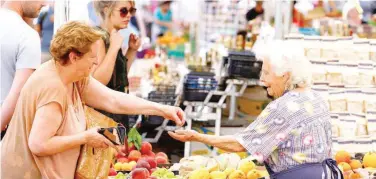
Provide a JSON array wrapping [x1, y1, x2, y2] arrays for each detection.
[[98, 124, 126, 145]]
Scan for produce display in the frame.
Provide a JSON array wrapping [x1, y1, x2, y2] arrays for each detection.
[[108, 128, 174, 179], [177, 153, 268, 179], [334, 150, 376, 179]]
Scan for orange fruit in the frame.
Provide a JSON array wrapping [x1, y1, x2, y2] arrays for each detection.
[[363, 152, 376, 168], [349, 172, 362, 179], [338, 162, 352, 172], [349, 160, 362, 170], [335, 151, 351, 163]]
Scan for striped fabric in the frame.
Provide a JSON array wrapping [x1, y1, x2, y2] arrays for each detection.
[[235, 90, 332, 172]]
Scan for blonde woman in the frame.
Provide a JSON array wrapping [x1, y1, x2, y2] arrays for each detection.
[[1, 21, 185, 179], [92, 0, 140, 129]]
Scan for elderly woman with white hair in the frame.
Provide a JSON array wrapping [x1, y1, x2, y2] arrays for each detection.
[[169, 41, 342, 178]]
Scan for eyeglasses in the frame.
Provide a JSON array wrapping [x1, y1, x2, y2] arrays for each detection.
[[118, 7, 137, 18]]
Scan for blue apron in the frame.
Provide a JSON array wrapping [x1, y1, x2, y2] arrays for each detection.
[[265, 159, 344, 179]]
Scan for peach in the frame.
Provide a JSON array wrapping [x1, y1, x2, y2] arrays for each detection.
[[156, 152, 168, 160], [338, 162, 352, 172], [145, 157, 157, 169], [128, 150, 142, 162], [131, 168, 150, 179], [117, 157, 129, 163], [136, 160, 151, 171], [144, 151, 156, 158], [141, 142, 152, 154], [349, 160, 362, 170], [156, 156, 168, 165], [335, 151, 351, 164]]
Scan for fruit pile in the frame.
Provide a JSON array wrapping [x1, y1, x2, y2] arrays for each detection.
[[108, 128, 171, 179], [178, 153, 268, 179], [335, 151, 376, 179]]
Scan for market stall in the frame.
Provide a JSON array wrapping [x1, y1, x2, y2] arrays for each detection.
[[30, 0, 376, 178]]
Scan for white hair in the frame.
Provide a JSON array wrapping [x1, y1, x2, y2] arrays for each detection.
[[255, 40, 312, 90]]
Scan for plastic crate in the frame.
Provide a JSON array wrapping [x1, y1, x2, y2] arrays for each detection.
[[227, 51, 262, 79], [183, 72, 220, 102]]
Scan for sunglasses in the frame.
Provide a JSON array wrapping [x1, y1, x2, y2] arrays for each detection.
[[118, 7, 137, 18]]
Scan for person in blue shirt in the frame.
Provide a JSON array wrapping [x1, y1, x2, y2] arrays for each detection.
[[35, 5, 54, 63], [153, 1, 173, 37]]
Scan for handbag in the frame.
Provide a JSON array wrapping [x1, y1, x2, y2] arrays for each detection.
[[265, 159, 344, 179], [75, 106, 118, 179]]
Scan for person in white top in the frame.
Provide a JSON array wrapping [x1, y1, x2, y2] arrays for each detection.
[[0, 1, 46, 134]]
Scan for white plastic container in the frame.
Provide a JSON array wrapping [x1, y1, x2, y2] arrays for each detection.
[[332, 138, 339, 153], [346, 89, 364, 114], [358, 67, 374, 86], [367, 112, 376, 135], [339, 113, 356, 137], [370, 40, 376, 62], [337, 138, 354, 153], [321, 36, 338, 59], [304, 36, 321, 59], [352, 113, 368, 136], [342, 65, 359, 86], [329, 90, 347, 112], [331, 114, 340, 137], [363, 89, 376, 112], [352, 138, 373, 154], [311, 65, 328, 84], [353, 39, 370, 62], [337, 37, 354, 61], [326, 64, 343, 86]]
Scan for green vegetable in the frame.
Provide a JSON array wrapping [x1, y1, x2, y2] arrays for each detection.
[[127, 128, 142, 150]]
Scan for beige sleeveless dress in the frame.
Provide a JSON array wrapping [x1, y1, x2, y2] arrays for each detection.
[[1, 61, 87, 179]]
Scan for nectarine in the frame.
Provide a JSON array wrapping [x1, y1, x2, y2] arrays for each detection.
[[141, 142, 152, 154], [349, 160, 362, 170], [338, 162, 352, 172], [156, 152, 168, 160], [117, 157, 129, 163], [156, 156, 168, 165], [131, 168, 150, 179], [128, 150, 142, 162], [335, 151, 351, 164]]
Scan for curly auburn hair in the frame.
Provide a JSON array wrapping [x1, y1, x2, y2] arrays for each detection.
[[50, 21, 103, 65]]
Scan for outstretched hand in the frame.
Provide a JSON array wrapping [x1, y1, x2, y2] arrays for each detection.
[[168, 130, 198, 142]]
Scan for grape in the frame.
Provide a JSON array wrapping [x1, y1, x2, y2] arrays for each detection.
[[151, 168, 176, 178], [115, 172, 128, 179]]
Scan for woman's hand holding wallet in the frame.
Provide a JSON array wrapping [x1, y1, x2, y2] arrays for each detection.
[[84, 127, 125, 156]]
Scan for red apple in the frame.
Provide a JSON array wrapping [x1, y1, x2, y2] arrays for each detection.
[[128, 150, 141, 162], [145, 157, 157, 169], [131, 168, 150, 179], [141, 142, 152, 154], [148, 176, 157, 179], [117, 157, 129, 163], [156, 152, 168, 160], [108, 168, 117, 176], [144, 151, 156, 158], [156, 156, 168, 165]]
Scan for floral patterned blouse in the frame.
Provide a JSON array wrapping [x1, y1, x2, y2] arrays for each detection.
[[235, 90, 332, 172]]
